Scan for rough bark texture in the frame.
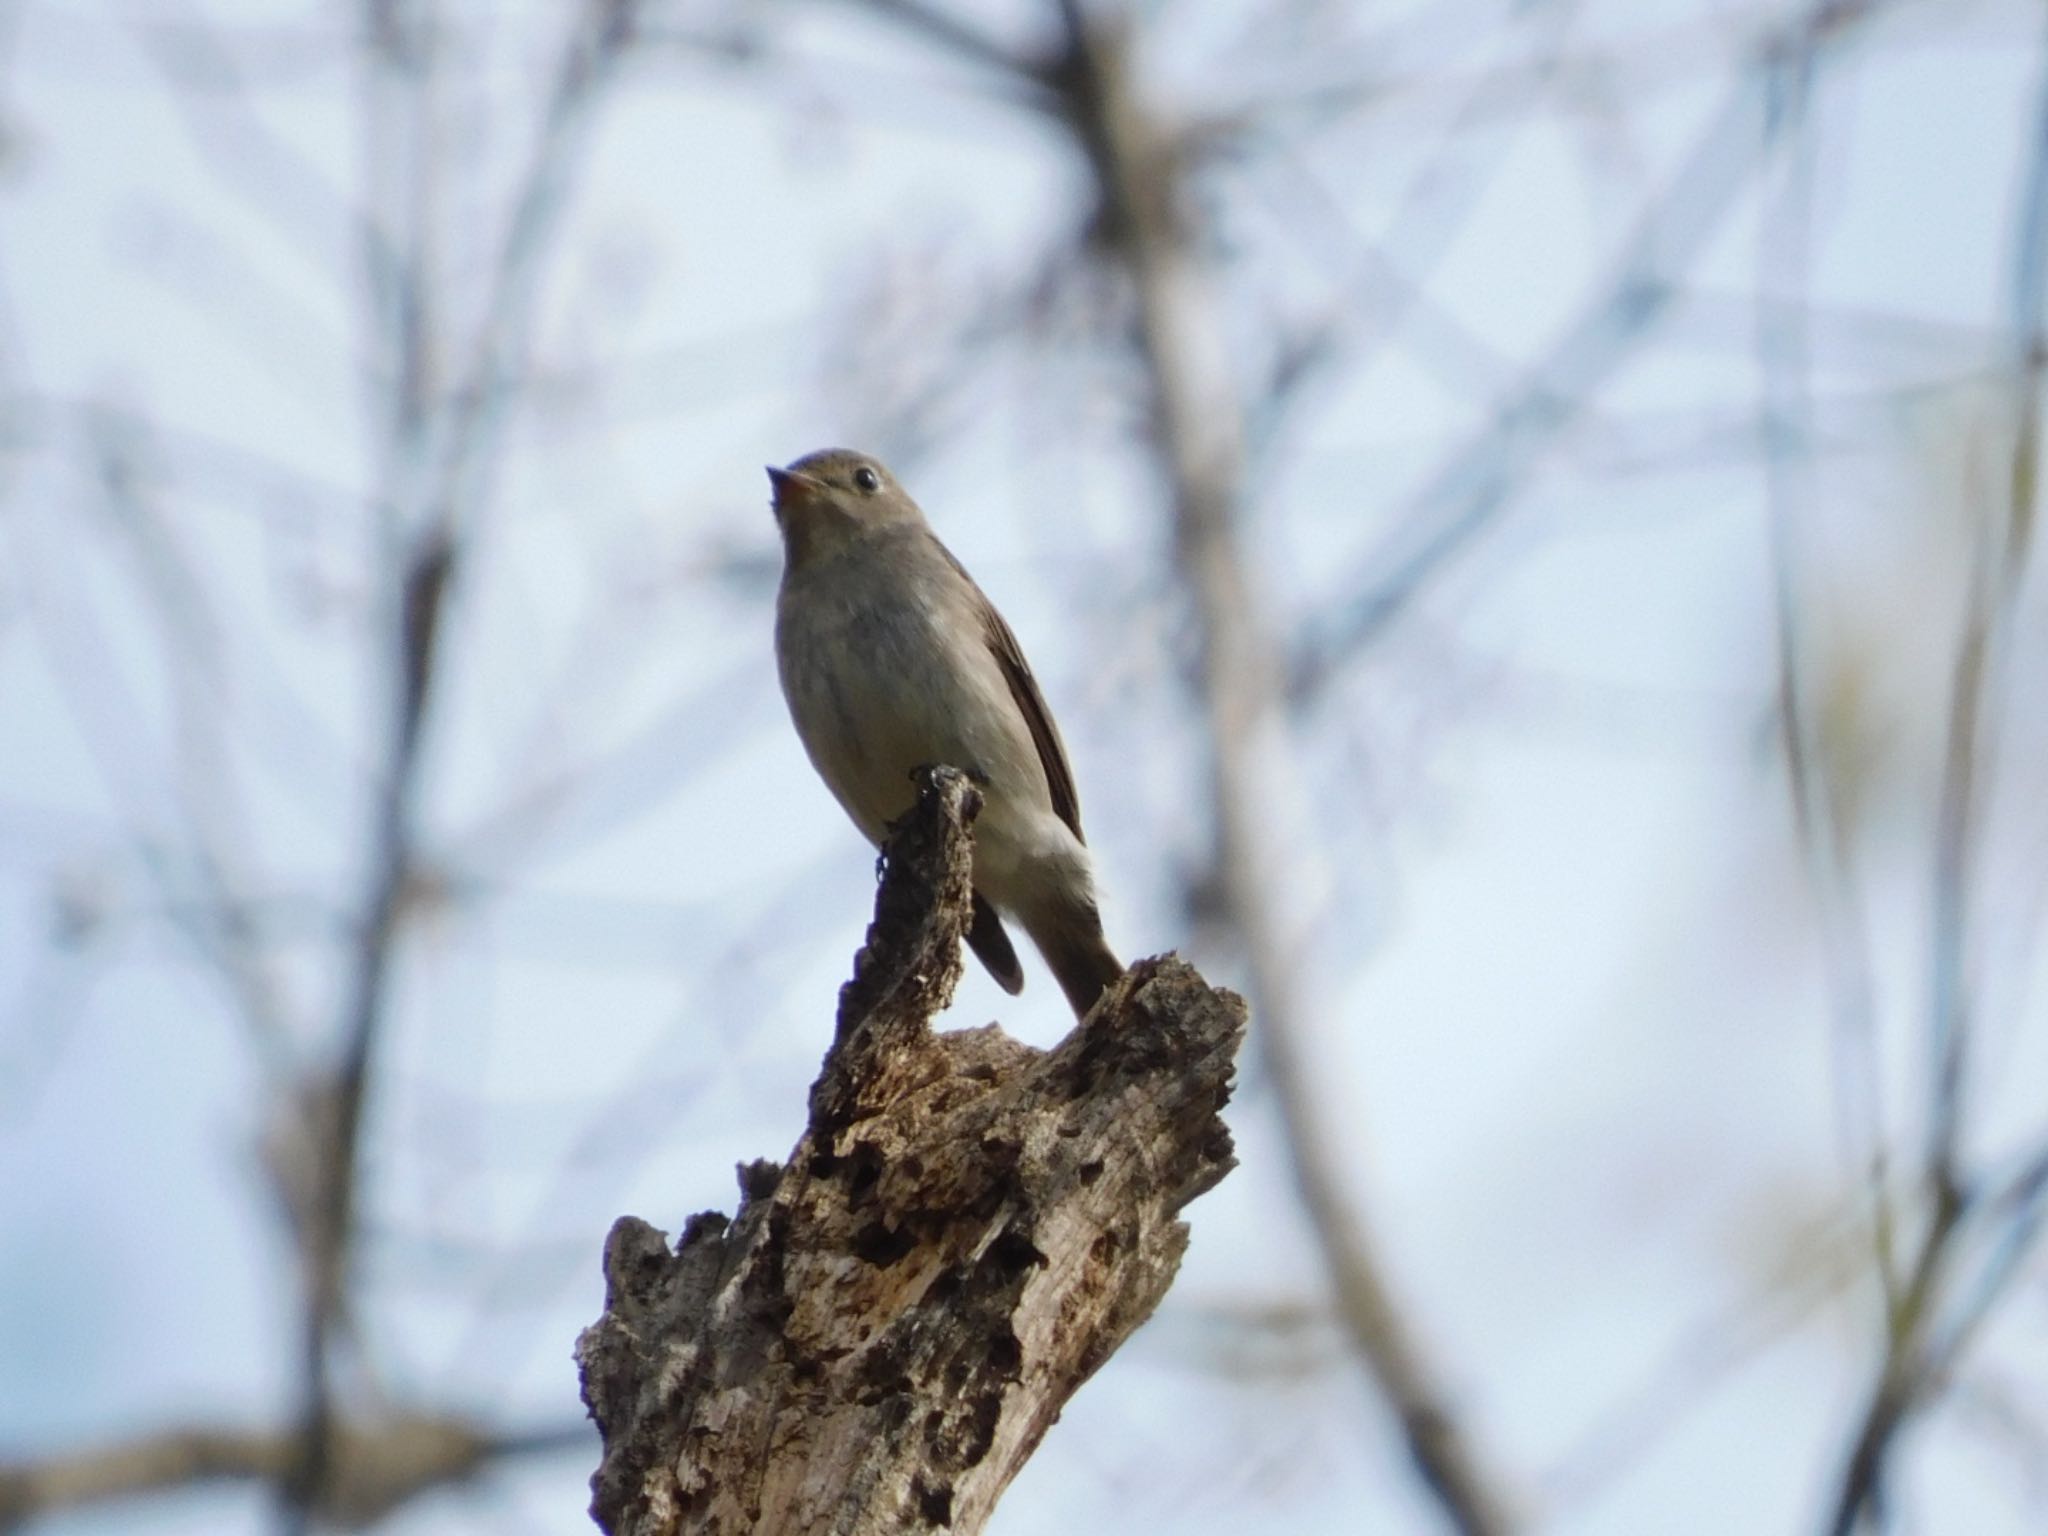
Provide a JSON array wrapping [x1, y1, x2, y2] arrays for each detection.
[[575, 766, 1245, 1536]]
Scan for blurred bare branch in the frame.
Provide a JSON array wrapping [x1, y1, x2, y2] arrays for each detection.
[[1545, 1199, 1867, 1512], [1038, 3, 1516, 1530], [278, 2, 651, 1526], [0, 1415, 586, 1531], [1821, 12, 2048, 1529], [1290, 0, 1897, 700], [1757, 16, 1897, 1309]]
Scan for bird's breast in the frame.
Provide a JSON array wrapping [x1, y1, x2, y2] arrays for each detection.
[[776, 545, 1045, 848]]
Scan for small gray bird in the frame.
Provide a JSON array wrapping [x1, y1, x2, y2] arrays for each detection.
[[769, 448, 1123, 1018]]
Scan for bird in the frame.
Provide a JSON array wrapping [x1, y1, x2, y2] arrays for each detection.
[[768, 447, 1124, 1019]]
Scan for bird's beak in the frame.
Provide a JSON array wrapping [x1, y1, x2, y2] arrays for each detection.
[[766, 465, 826, 509]]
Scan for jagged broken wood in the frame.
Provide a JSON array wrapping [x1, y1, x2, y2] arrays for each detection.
[[575, 765, 1245, 1535]]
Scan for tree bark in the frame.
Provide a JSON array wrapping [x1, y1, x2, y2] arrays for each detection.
[[575, 766, 1245, 1536]]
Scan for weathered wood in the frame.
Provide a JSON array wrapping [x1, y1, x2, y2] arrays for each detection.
[[575, 766, 1245, 1535]]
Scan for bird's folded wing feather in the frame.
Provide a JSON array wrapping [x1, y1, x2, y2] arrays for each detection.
[[943, 549, 1084, 843]]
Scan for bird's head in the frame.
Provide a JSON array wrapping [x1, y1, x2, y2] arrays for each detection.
[[767, 449, 924, 566]]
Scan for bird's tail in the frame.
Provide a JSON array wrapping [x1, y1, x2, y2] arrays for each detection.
[[967, 893, 1025, 995], [1031, 904, 1125, 1020]]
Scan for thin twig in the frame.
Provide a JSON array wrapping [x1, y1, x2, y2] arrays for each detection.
[[1755, 23, 1897, 1308], [1820, 10, 2048, 1526], [1822, 1182, 1967, 1536], [1290, 0, 1895, 698]]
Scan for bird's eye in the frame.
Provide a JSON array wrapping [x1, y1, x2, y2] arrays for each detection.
[[852, 465, 881, 494]]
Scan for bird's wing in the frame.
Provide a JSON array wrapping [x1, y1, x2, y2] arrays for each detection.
[[941, 546, 1085, 843]]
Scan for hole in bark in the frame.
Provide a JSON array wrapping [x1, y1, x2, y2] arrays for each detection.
[[859, 1370, 913, 1409], [913, 1475, 954, 1526], [811, 1141, 887, 1198], [853, 1219, 918, 1267], [844, 1142, 884, 1199], [962, 1389, 1002, 1466], [1059, 1037, 1106, 1099], [1090, 1229, 1121, 1263], [941, 1351, 970, 1394], [987, 1328, 1022, 1377], [922, 1381, 1005, 1471], [1077, 1159, 1104, 1185], [986, 1227, 1045, 1275]]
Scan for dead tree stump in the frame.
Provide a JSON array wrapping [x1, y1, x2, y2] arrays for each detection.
[[575, 766, 1245, 1535]]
